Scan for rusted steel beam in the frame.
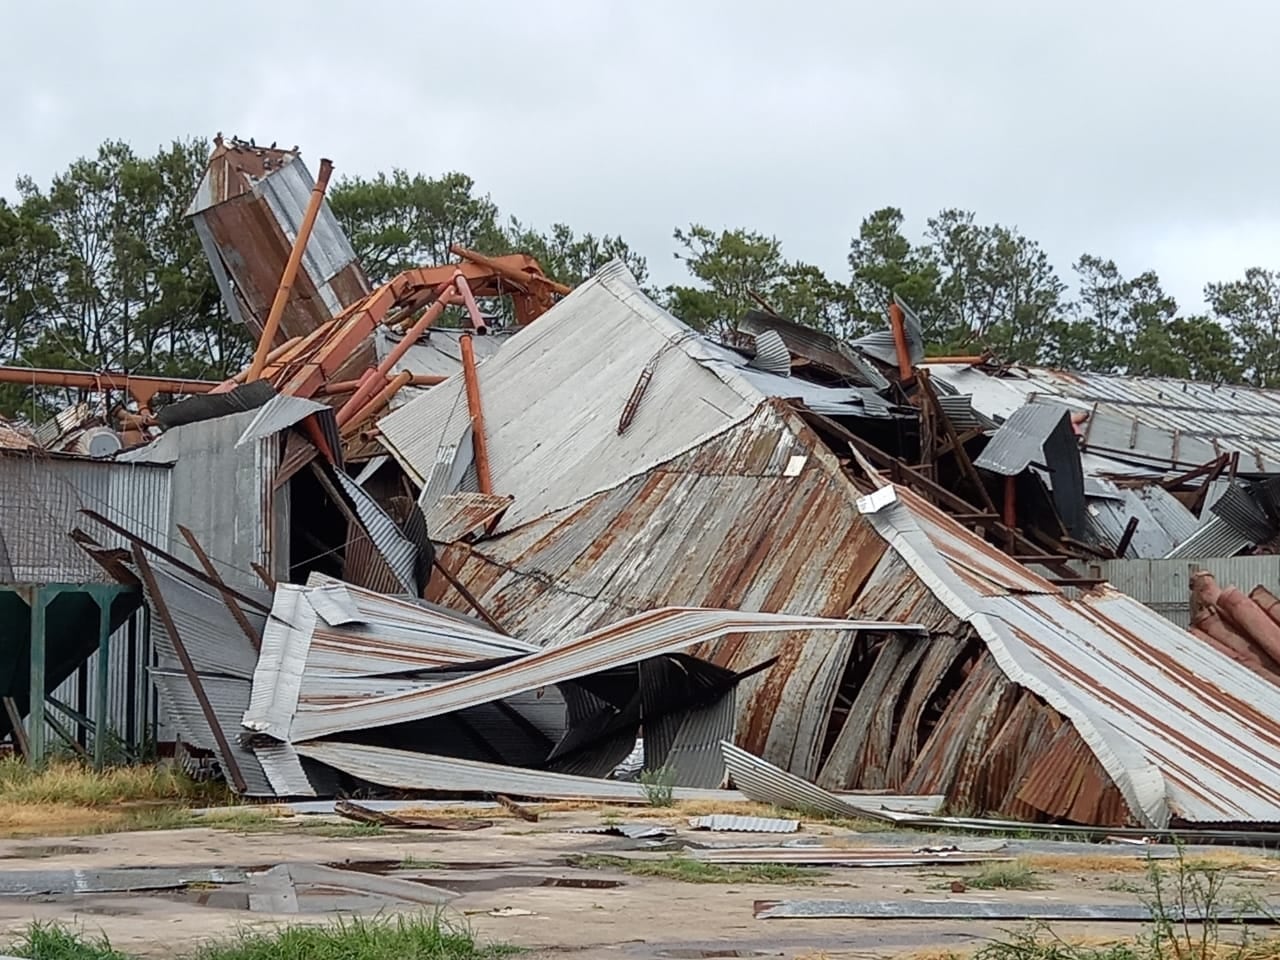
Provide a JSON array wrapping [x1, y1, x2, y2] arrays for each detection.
[[496, 794, 539, 822], [250, 562, 277, 591], [79, 509, 270, 613], [460, 333, 493, 495], [1003, 476, 1017, 528], [248, 158, 335, 380], [919, 369, 997, 515], [132, 546, 247, 794], [432, 558, 507, 634], [925, 354, 991, 365], [176, 524, 261, 653], [0, 366, 219, 407], [798, 408, 1073, 573], [887, 302, 914, 385], [1160, 453, 1229, 490]]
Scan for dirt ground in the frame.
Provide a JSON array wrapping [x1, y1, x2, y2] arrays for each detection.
[[0, 809, 1275, 959]]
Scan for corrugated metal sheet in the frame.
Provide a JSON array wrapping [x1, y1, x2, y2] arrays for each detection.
[[119, 410, 286, 587], [236, 394, 332, 449], [689, 815, 800, 833], [659, 695, 735, 788], [974, 404, 1070, 475], [853, 294, 924, 367], [736, 311, 889, 388], [256, 159, 366, 320], [1164, 515, 1253, 559], [422, 492, 513, 543], [1210, 483, 1275, 540], [1085, 479, 1200, 559], [188, 147, 369, 342], [379, 327, 510, 382], [0, 450, 172, 583], [381, 263, 818, 531], [859, 483, 1280, 826], [1090, 556, 1280, 630], [693, 847, 1009, 866], [721, 740, 900, 822], [746, 329, 792, 376], [296, 741, 762, 801], [329, 469, 416, 594], [258, 600, 923, 743], [925, 363, 1280, 474], [142, 564, 262, 679], [149, 670, 274, 796]]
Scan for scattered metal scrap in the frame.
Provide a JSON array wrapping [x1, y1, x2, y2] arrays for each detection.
[[688, 815, 799, 834], [692, 847, 1011, 867], [566, 823, 675, 839], [752, 899, 1279, 922]]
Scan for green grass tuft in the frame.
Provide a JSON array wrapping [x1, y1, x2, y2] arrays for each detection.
[[6, 915, 513, 960], [638, 766, 675, 808], [9, 921, 130, 959], [967, 861, 1048, 891], [569, 853, 819, 884]]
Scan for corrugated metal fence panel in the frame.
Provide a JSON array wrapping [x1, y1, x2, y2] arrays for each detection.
[[1093, 556, 1280, 630], [0, 453, 173, 583]]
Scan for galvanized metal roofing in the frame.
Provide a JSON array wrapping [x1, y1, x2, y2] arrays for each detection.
[[925, 363, 1280, 474], [859, 483, 1280, 826], [1085, 479, 1200, 559], [378, 262, 905, 531]]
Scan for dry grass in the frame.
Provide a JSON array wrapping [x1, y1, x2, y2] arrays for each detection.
[[1025, 850, 1279, 876], [0, 758, 236, 838]]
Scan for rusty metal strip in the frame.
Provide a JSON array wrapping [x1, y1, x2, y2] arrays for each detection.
[[132, 546, 246, 793], [433, 558, 507, 634], [80, 509, 270, 613], [176, 525, 262, 653], [3, 698, 29, 759]]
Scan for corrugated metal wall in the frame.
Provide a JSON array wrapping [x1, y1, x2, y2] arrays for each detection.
[[1093, 556, 1280, 629], [0, 452, 173, 583]]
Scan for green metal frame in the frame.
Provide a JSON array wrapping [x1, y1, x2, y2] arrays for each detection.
[[4, 583, 138, 768]]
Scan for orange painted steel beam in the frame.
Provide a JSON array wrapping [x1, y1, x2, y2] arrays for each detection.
[[247, 158, 334, 380], [318, 373, 445, 396], [0, 366, 219, 407], [454, 274, 489, 334], [340, 371, 413, 439], [887, 302, 914, 384], [450, 245, 572, 296], [335, 283, 457, 427], [460, 333, 493, 495]]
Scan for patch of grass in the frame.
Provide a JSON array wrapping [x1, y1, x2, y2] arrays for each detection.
[[569, 852, 819, 884], [401, 856, 446, 869], [967, 861, 1048, 891], [0, 758, 226, 807], [976, 848, 1280, 960], [638, 766, 675, 807], [7, 921, 130, 959], [191, 913, 510, 960], [5, 915, 512, 960]]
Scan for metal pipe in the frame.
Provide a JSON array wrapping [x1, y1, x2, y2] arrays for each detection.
[[0, 366, 218, 407], [339, 371, 413, 438], [926, 355, 989, 365], [454, 275, 489, 334], [230, 335, 303, 383], [887, 302, 914, 384], [247, 158, 334, 381], [335, 288, 456, 426], [1003, 475, 1017, 528], [460, 333, 493, 495], [318, 373, 445, 396]]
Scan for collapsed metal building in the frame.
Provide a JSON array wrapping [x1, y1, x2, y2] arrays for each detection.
[[4, 137, 1280, 835]]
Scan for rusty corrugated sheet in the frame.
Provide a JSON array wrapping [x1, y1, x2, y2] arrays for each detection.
[[423, 492, 513, 543]]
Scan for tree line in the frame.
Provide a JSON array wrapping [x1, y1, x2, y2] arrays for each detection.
[[2, 136, 1279, 417]]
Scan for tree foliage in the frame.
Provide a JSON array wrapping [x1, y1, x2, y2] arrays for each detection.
[[3, 136, 1280, 422]]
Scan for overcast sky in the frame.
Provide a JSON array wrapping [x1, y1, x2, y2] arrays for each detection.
[[4, 0, 1276, 312]]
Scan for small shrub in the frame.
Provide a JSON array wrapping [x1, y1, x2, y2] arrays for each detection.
[[638, 766, 675, 807], [968, 861, 1047, 891]]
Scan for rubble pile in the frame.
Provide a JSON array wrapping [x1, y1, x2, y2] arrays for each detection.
[[3, 137, 1280, 838]]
